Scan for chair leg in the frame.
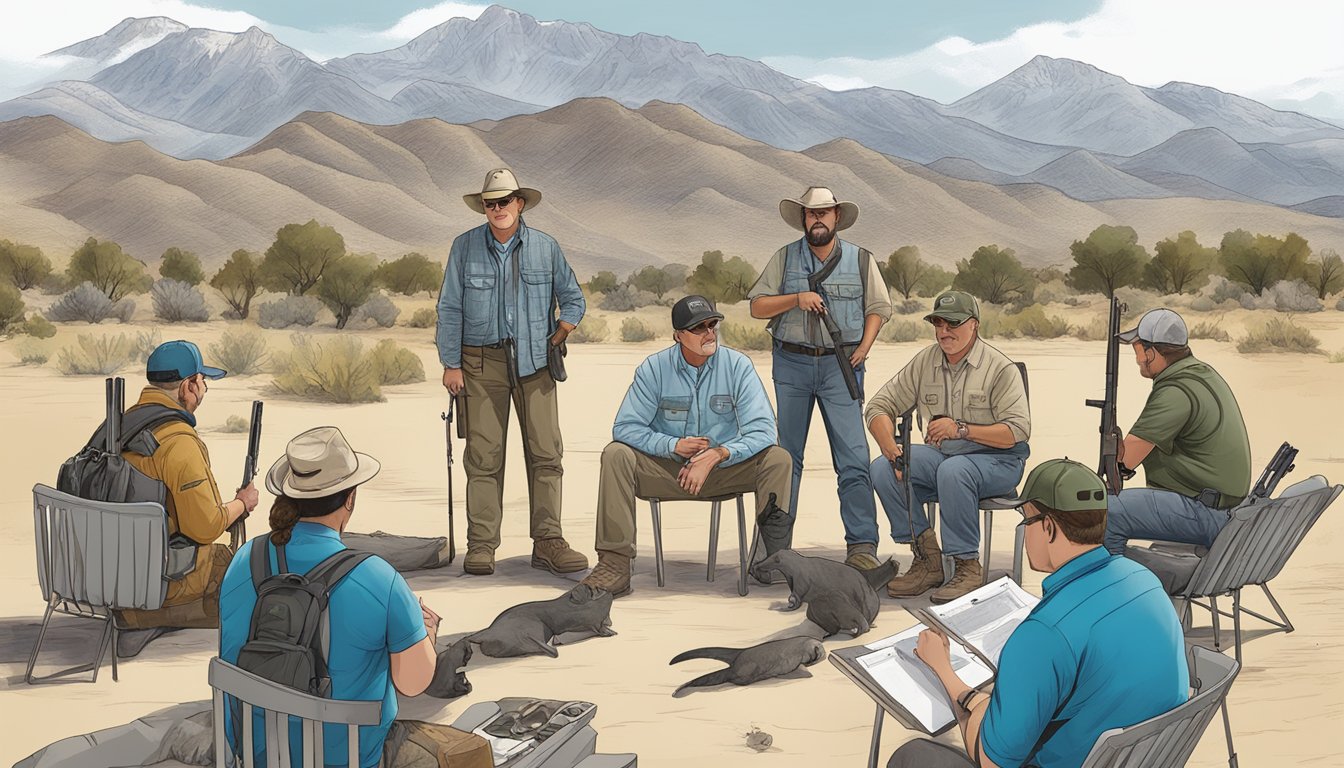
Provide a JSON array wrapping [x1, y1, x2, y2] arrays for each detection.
[[868, 702, 884, 768], [23, 597, 57, 684], [981, 508, 993, 585], [1210, 595, 1221, 652], [927, 501, 938, 531], [1220, 700, 1239, 768], [736, 496, 748, 597], [1260, 584, 1294, 633], [1232, 589, 1243, 665], [1180, 598, 1193, 632], [707, 501, 721, 582], [650, 499, 666, 588], [90, 613, 113, 684], [110, 621, 119, 682], [1011, 522, 1025, 585]]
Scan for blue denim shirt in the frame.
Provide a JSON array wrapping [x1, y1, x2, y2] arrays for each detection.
[[612, 344, 777, 465], [436, 218, 585, 377]]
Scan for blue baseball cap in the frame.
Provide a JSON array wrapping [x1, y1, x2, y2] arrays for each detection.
[[146, 340, 227, 383]]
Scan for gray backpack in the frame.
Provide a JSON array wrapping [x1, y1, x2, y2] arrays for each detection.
[[236, 534, 372, 696]]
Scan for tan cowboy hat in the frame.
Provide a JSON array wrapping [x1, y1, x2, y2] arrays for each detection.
[[779, 186, 859, 232], [266, 426, 381, 500], [463, 168, 542, 214]]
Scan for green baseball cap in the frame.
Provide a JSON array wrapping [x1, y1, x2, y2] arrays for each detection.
[[924, 291, 980, 324], [1006, 458, 1108, 513]]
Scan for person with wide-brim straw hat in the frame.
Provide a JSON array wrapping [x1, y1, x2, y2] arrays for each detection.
[[744, 186, 893, 578], [435, 168, 589, 578]]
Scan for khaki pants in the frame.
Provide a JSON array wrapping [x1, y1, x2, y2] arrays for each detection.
[[461, 345, 565, 550], [595, 442, 792, 558], [117, 543, 231, 629]]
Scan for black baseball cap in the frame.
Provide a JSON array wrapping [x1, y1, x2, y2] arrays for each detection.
[[671, 295, 724, 330]]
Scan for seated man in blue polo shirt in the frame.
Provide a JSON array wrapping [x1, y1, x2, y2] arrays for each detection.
[[891, 459, 1188, 768], [219, 427, 440, 767], [580, 295, 791, 597]]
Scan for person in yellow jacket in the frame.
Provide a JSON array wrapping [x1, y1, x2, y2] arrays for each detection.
[[115, 340, 259, 657]]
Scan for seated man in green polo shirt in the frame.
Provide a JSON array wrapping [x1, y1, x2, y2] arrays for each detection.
[[891, 459, 1188, 768], [1105, 308, 1251, 554]]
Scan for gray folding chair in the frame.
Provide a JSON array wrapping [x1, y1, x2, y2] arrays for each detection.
[[26, 483, 169, 684], [1126, 476, 1341, 662], [641, 492, 749, 596], [1080, 645, 1240, 768], [210, 657, 382, 768]]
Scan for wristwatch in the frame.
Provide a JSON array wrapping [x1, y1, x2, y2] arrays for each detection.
[[955, 419, 969, 439]]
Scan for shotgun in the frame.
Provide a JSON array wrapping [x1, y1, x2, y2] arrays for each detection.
[[807, 274, 862, 401], [1085, 297, 1131, 493], [233, 400, 262, 551]]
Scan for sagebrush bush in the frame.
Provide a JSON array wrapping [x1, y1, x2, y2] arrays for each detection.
[[879, 319, 923, 343], [601, 285, 658, 312], [220, 415, 249, 433], [1206, 276, 1248, 305], [1004, 305, 1070, 339], [133, 329, 161, 363], [406, 307, 437, 328], [1072, 314, 1110, 341], [209, 329, 270, 376], [368, 339, 425, 385], [151, 279, 210, 322], [57, 333, 138, 375], [47, 282, 134, 323], [1336, 297, 1344, 311], [23, 313, 57, 338], [569, 315, 610, 343], [0, 282, 24, 333], [257, 295, 322, 329], [620, 317, 656, 342], [1236, 317, 1321, 354], [1188, 296, 1217, 312], [1265, 280, 1323, 312], [271, 335, 424, 403], [1328, 350, 1344, 364], [1188, 320, 1231, 342], [892, 298, 925, 315], [352, 294, 400, 328], [17, 340, 50, 365], [721, 321, 771, 350]]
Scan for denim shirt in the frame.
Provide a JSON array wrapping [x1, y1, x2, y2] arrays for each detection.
[[612, 344, 778, 465], [436, 218, 585, 376]]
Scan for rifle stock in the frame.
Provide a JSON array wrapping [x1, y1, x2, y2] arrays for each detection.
[[1086, 298, 1127, 494]]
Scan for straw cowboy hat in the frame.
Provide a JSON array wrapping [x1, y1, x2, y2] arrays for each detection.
[[779, 186, 859, 232], [266, 426, 381, 499], [463, 168, 542, 214]]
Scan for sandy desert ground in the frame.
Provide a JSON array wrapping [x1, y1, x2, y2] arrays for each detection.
[[0, 302, 1341, 767]]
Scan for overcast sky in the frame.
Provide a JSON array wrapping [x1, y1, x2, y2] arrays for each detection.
[[1, 0, 1340, 117]]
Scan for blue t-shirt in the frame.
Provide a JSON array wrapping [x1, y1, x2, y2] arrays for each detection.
[[219, 523, 427, 768], [980, 547, 1189, 768]]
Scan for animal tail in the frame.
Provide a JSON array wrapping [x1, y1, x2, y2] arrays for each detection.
[[860, 559, 898, 592], [673, 669, 733, 696], [670, 646, 741, 665]]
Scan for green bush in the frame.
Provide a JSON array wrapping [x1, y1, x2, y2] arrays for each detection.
[[17, 340, 50, 365], [1328, 350, 1344, 364], [271, 335, 424, 403], [23, 313, 57, 338], [407, 308, 437, 328], [0, 282, 24, 332], [57, 333, 138, 375], [879, 319, 923, 343], [620, 317, 657, 342], [368, 339, 425, 385], [720, 321, 770, 350], [1071, 313, 1110, 341], [1188, 320, 1231, 342], [1235, 317, 1321, 354], [220, 415, 249, 433], [209, 329, 271, 376], [1003, 304, 1070, 339], [569, 315, 610, 343]]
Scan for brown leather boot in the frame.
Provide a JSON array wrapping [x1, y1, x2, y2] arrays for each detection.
[[887, 528, 944, 598], [579, 550, 633, 597], [931, 558, 983, 604], [845, 542, 881, 571], [531, 537, 590, 574], [463, 545, 495, 575]]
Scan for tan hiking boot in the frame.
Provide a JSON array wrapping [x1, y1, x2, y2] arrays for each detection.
[[580, 550, 633, 597], [845, 542, 881, 571], [931, 558, 984, 604], [532, 537, 590, 574], [464, 545, 495, 575], [887, 528, 945, 598]]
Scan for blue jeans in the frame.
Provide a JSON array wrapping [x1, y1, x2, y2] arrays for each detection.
[[772, 345, 878, 545], [870, 443, 1026, 559], [1105, 488, 1230, 555]]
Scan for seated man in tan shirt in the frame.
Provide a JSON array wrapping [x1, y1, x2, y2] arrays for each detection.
[[865, 292, 1031, 603]]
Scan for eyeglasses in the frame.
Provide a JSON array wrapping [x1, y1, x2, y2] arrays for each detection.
[[1018, 510, 1050, 528], [929, 317, 969, 330], [483, 196, 516, 211], [686, 319, 721, 335]]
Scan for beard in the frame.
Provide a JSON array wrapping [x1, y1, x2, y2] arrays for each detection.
[[698, 338, 719, 355], [806, 222, 835, 247]]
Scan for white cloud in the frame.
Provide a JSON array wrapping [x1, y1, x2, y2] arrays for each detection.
[[372, 2, 487, 42], [762, 0, 1344, 117]]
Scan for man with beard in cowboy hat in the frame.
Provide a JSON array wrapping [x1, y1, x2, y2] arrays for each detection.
[[436, 168, 588, 577], [747, 186, 892, 575]]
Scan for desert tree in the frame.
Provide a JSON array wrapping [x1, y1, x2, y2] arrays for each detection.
[[1065, 225, 1149, 298], [374, 252, 444, 296], [952, 245, 1033, 305], [1144, 231, 1216, 295], [65, 237, 152, 301], [318, 254, 379, 330], [1219, 229, 1311, 295], [0, 240, 53, 290], [628, 264, 685, 298], [686, 250, 757, 304], [210, 249, 263, 319], [1304, 249, 1343, 300], [159, 247, 205, 286], [883, 246, 930, 300], [585, 270, 619, 294], [261, 219, 345, 296]]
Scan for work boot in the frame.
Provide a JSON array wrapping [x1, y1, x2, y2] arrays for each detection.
[[464, 545, 495, 576], [579, 550, 633, 598], [531, 538, 590, 574], [887, 528, 944, 598], [845, 542, 881, 571], [931, 558, 984, 604]]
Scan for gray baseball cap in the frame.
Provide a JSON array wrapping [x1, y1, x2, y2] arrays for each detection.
[[1117, 308, 1188, 345]]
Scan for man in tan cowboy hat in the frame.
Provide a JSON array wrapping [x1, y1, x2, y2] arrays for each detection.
[[747, 186, 892, 575], [219, 426, 447, 766], [436, 168, 588, 576]]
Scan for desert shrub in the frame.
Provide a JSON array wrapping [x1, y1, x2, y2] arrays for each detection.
[[151, 279, 210, 322], [1337, 297, 1344, 311], [221, 415, 249, 433], [1002, 304, 1070, 339], [893, 298, 925, 315], [210, 249, 263, 319], [257, 295, 322, 329], [569, 316, 610, 343], [17, 340, 50, 365], [599, 284, 657, 311], [209, 329, 271, 376], [1031, 279, 1074, 306], [721, 321, 771, 350], [272, 334, 381, 403], [620, 317, 656, 342], [1235, 317, 1321, 354], [374, 253, 443, 296], [0, 282, 24, 333], [159, 247, 204, 286], [1188, 296, 1217, 312], [1072, 314, 1110, 341], [131, 329, 162, 367], [585, 271, 619, 295], [0, 240, 53, 290], [976, 306, 1003, 339], [1329, 350, 1344, 364], [953, 245, 1034, 304], [686, 251, 756, 304], [368, 339, 425, 385], [1188, 320, 1231, 342], [1206, 276, 1248, 305], [1264, 280, 1323, 312], [351, 294, 400, 328], [407, 308, 437, 328], [22, 313, 57, 338], [57, 332, 138, 375], [1112, 287, 1158, 317], [66, 237, 151, 300], [879, 319, 923, 343], [40, 272, 73, 295], [318, 254, 378, 329], [47, 282, 119, 323]]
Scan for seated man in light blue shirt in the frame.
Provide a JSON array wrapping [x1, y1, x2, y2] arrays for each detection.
[[580, 295, 791, 597], [892, 459, 1188, 768], [219, 427, 440, 767]]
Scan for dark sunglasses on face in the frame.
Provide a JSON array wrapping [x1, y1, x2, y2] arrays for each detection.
[[929, 317, 968, 330], [687, 318, 721, 335], [483, 196, 516, 211]]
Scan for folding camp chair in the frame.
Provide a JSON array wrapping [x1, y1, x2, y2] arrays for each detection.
[[26, 483, 169, 684], [642, 492, 749, 596]]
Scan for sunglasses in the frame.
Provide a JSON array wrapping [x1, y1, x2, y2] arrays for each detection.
[[685, 318, 721, 335], [929, 317, 969, 330], [482, 196, 516, 211]]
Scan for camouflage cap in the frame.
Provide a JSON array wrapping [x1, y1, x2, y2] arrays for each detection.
[[1006, 458, 1108, 513], [924, 291, 980, 324]]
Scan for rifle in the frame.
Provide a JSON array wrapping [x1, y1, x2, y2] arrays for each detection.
[[440, 401, 458, 564], [891, 404, 917, 559], [1249, 442, 1298, 501], [233, 400, 263, 552], [807, 273, 862, 401], [1085, 297, 1131, 494]]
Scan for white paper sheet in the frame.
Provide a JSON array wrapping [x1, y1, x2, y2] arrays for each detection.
[[922, 577, 1039, 669], [856, 623, 993, 733]]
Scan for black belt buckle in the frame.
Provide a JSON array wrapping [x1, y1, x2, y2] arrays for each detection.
[[1196, 488, 1221, 509]]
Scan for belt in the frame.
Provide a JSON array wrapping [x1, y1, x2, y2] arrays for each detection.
[[1194, 487, 1244, 511], [465, 341, 509, 350], [777, 341, 833, 357]]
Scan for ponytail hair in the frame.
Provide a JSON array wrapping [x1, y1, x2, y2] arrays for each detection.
[[268, 490, 355, 545]]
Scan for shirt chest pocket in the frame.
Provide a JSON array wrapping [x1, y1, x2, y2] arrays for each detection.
[[464, 272, 497, 319], [783, 268, 810, 293], [659, 396, 690, 422], [966, 390, 993, 420], [709, 394, 735, 415]]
